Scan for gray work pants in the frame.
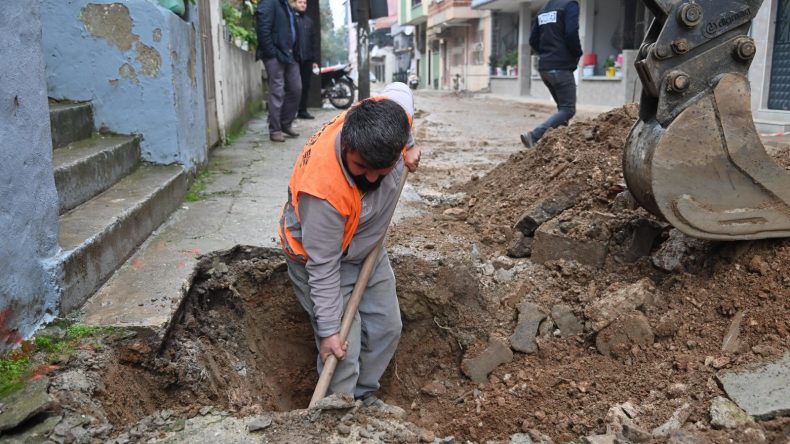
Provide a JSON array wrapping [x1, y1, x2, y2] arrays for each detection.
[[287, 249, 402, 398], [263, 57, 301, 134], [533, 69, 577, 141]]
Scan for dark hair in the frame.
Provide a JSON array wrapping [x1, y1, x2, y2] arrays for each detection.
[[340, 98, 410, 169]]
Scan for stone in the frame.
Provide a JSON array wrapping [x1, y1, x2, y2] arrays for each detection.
[[461, 337, 513, 383], [652, 403, 690, 437], [651, 229, 712, 272], [586, 278, 658, 332], [666, 383, 688, 398], [513, 183, 583, 236], [337, 423, 351, 435], [721, 311, 744, 353], [622, 423, 652, 442], [0, 379, 53, 432], [494, 267, 516, 283], [509, 302, 547, 354], [747, 255, 770, 275], [550, 305, 583, 337], [442, 207, 467, 221], [311, 393, 355, 410], [420, 381, 447, 397], [419, 429, 436, 442], [531, 219, 609, 268], [595, 312, 654, 358], [604, 402, 639, 433], [709, 396, 753, 429], [246, 415, 273, 432], [0, 414, 62, 443], [612, 190, 639, 211], [717, 353, 790, 419], [583, 434, 616, 444], [618, 219, 663, 262], [666, 428, 706, 444], [506, 231, 533, 258]]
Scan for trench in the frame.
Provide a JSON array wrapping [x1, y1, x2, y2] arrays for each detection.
[[94, 245, 471, 432]]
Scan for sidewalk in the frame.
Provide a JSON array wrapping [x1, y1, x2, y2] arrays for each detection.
[[79, 112, 330, 334]]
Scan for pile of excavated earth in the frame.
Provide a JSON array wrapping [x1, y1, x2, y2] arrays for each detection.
[[1, 99, 788, 444]]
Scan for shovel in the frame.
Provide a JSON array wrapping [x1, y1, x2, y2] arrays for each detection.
[[308, 169, 409, 408]]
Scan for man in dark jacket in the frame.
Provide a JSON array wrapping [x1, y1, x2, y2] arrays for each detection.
[[257, 0, 302, 142], [521, 0, 582, 148], [294, 0, 320, 119]]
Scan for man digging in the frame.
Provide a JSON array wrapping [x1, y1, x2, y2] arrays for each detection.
[[278, 82, 421, 413]]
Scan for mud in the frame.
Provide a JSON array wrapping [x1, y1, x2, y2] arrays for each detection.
[[4, 92, 790, 443]]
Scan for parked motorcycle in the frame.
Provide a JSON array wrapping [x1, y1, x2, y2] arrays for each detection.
[[320, 63, 356, 109], [407, 71, 420, 90]]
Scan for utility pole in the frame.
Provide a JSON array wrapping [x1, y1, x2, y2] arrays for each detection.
[[356, 0, 370, 100]]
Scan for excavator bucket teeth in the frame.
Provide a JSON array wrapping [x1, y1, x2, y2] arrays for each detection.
[[625, 74, 790, 240]]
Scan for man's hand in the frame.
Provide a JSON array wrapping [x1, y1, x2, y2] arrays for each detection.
[[404, 145, 421, 172], [319, 334, 347, 362]]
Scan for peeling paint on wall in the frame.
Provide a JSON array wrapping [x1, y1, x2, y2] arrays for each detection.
[[187, 30, 197, 87], [135, 41, 161, 76], [153, 28, 162, 42], [118, 63, 139, 83], [80, 3, 135, 51]]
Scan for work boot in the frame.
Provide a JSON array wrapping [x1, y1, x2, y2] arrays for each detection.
[[270, 132, 285, 142], [282, 126, 300, 138], [298, 111, 315, 119], [359, 394, 405, 417], [520, 131, 535, 148]]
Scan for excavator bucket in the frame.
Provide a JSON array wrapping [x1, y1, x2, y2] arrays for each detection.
[[625, 0, 790, 240]]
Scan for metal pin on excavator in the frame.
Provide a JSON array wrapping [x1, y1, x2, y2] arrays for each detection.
[[625, 0, 790, 240]]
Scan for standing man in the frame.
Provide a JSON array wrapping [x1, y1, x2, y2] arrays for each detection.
[[279, 83, 421, 412], [520, 0, 582, 148], [257, 0, 302, 142], [293, 0, 320, 120]]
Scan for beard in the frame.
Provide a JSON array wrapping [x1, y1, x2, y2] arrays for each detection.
[[352, 174, 384, 192]]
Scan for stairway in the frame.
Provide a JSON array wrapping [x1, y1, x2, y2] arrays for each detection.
[[49, 101, 187, 314]]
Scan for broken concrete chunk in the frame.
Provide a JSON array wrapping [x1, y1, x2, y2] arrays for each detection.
[[420, 381, 447, 397], [652, 403, 690, 437], [509, 302, 547, 354], [604, 402, 639, 434], [586, 278, 658, 332], [595, 312, 654, 359], [618, 219, 663, 263], [622, 423, 652, 442], [709, 396, 754, 429], [531, 218, 609, 268], [506, 231, 533, 258], [651, 229, 712, 272], [0, 378, 52, 433], [513, 183, 582, 236], [583, 434, 616, 444], [247, 415, 273, 432], [721, 311, 744, 353], [311, 393, 355, 411], [716, 353, 790, 419], [461, 337, 513, 383], [550, 304, 583, 337]]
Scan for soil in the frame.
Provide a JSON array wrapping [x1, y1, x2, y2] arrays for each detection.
[[6, 92, 790, 443]]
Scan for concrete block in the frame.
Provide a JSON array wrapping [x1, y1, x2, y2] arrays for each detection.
[[531, 218, 609, 267], [513, 182, 583, 236], [586, 278, 658, 332], [510, 302, 547, 354], [717, 353, 790, 419]]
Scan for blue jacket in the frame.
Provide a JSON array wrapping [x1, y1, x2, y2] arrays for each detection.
[[256, 0, 299, 64]]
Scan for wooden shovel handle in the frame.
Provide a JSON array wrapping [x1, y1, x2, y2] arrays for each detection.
[[308, 170, 409, 408]]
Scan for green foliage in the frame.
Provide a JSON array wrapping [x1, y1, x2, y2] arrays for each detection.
[[0, 357, 29, 396], [502, 49, 518, 69], [320, 0, 348, 65], [223, 1, 258, 49], [186, 170, 216, 202]]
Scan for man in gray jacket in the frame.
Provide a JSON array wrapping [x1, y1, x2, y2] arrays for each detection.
[[279, 83, 420, 412]]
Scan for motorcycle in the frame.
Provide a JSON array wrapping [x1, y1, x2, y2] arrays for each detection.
[[320, 63, 356, 109], [407, 71, 420, 90]]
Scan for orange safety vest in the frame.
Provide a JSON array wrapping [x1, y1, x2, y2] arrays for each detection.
[[278, 97, 412, 264]]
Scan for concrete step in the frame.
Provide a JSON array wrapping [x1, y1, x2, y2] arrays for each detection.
[[53, 135, 140, 214], [49, 101, 94, 149], [755, 119, 790, 134], [58, 164, 187, 314]]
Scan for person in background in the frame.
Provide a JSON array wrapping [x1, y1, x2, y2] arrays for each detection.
[[256, 0, 302, 142], [279, 83, 421, 413], [293, 0, 320, 120], [520, 0, 582, 148]]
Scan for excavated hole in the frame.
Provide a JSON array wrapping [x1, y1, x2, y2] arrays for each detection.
[[95, 246, 467, 431]]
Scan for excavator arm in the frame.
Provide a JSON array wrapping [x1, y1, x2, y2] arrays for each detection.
[[625, 0, 790, 240]]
